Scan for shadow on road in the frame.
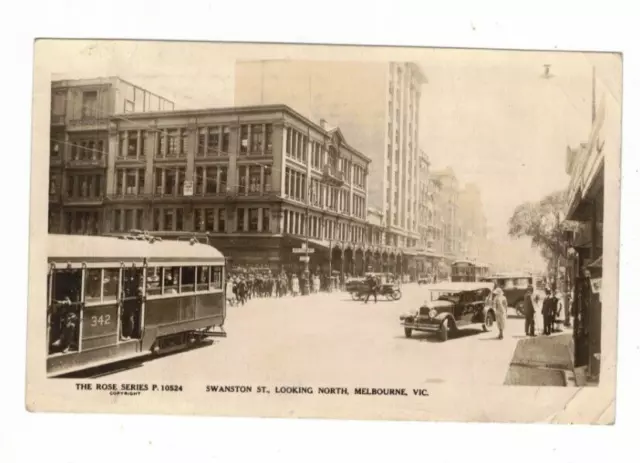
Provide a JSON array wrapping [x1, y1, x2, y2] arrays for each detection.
[[396, 328, 485, 343]]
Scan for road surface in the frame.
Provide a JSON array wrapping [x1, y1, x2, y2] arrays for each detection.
[[102, 283, 528, 386]]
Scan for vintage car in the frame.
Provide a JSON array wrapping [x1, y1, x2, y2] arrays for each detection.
[[399, 282, 496, 342]]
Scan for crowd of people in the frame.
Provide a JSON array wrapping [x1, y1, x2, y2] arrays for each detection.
[[225, 270, 340, 306]]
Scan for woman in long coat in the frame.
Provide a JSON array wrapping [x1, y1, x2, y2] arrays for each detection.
[[493, 287, 508, 340]]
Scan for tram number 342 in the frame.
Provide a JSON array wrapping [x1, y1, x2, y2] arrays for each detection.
[[90, 315, 112, 327]]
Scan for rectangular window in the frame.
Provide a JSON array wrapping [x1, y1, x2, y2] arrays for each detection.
[[176, 208, 184, 231], [127, 132, 137, 157], [221, 127, 230, 153], [250, 124, 263, 153], [206, 167, 218, 194], [181, 266, 196, 293], [163, 267, 180, 294], [153, 209, 160, 231], [219, 167, 227, 193], [168, 130, 179, 155], [126, 170, 136, 195], [265, 124, 273, 153], [249, 166, 261, 193], [163, 209, 174, 231], [114, 210, 122, 232], [210, 266, 223, 290], [81, 91, 97, 118], [139, 131, 146, 158], [217, 208, 226, 232], [157, 131, 166, 156], [136, 209, 143, 229], [205, 208, 215, 231], [195, 167, 204, 194], [197, 266, 210, 291], [165, 169, 176, 195], [262, 208, 270, 232], [177, 168, 185, 196], [240, 125, 249, 154], [207, 127, 219, 155], [236, 208, 245, 232], [181, 129, 189, 154], [248, 208, 259, 232], [194, 209, 203, 231], [238, 166, 247, 193], [263, 166, 271, 192], [124, 209, 133, 231]]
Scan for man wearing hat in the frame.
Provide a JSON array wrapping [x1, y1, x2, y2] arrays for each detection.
[[493, 287, 508, 340], [523, 285, 537, 336]]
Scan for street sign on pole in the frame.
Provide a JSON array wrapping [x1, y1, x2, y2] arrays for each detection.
[[299, 256, 310, 262], [293, 247, 314, 254]]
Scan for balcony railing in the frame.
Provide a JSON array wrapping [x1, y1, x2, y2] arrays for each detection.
[[68, 117, 108, 127], [322, 164, 345, 186], [66, 157, 107, 168]]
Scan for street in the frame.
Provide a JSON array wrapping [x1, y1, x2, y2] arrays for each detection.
[[104, 284, 530, 386]]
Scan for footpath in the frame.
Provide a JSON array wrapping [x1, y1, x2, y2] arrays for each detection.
[[504, 330, 578, 387]]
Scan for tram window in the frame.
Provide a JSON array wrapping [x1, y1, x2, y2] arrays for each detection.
[[48, 269, 82, 355], [210, 266, 222, 290], [181, 266, 196, 293], [85, 269, 102, 303], [197, 266, 210, 291], [146, 267, 162, 296], [504, 279, 515, 289], [515, 278, 530, 288], [103, 269, 119, 301], [163, 267, 180, 294]]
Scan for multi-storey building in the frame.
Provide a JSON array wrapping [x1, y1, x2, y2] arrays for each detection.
[[53, 102, 380, 276], [49, 77, 175, 234], [430, 167, 461, 259], [234, 60, 427, 251], [458, 183, 489, 261]]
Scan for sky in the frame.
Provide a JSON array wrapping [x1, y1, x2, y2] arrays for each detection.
[[40, 40, 622, 271]]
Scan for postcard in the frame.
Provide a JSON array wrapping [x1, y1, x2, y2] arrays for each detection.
[[26, 39, 620, 423]]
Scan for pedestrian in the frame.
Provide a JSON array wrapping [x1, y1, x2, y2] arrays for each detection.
[[292, 274, 300, 297], [364, 274, 378, 304], [523, 285, 536, 336], [541, 287, 558, 335], [493, 287, 508, 339]]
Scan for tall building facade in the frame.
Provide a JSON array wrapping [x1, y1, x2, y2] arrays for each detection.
[[430, 167, 461, 259], [49, 77, 175, 234], [458, 183, 489, 261], [234, 60, 427, 250]]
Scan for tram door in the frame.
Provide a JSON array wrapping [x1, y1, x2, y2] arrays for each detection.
[[121, 267, 144, 341]]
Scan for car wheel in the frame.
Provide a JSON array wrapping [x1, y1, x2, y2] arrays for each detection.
[[515, 300, 525, 317], [404, 327, 412, 338], [392, 290, 402, 301], [483, 311, 495, 332], [351, 292, 359, 301], [439, 319, 449, 342]]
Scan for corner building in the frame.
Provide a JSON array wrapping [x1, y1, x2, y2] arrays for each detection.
[[235, 60, 427, 250], [48, 77, 175, 235], [101, 104, 375, 275]]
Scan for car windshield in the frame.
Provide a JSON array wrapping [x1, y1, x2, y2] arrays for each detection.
[[437, 293, 460, 303]]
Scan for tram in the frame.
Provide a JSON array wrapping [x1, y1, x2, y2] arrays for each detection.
[[451, 259, 490, 282], [46, 233, 227, 377]]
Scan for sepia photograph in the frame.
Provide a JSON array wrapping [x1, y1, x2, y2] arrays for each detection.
[[26, 39, 621, 423]]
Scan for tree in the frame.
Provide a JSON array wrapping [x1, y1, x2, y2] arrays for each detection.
[[508, 189, 580, 287]]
